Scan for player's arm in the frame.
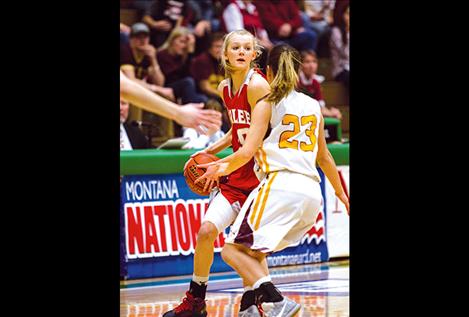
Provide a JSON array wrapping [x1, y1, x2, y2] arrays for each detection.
[[316, 114, 350, 213], [121, 64, 158, 91], [204, 128, 232, 154], [220, 98, 271, 172], [197, 98, 271, 183], [184, 129, 231, 172], [120, 71, 221, 134], [120, 71, 177, 116]]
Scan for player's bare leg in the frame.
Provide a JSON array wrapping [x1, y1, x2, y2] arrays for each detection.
[[260, 257, 269, 276], [222, 243, 301, 317], [163, 221, 218, 317], [221, 243, 267, 285], [193, 221, 218, 277]]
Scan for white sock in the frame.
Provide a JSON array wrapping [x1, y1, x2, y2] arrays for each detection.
[[192, 274, 209, 286], [244, 285, 253, 292], [253, 276, 272, 290]]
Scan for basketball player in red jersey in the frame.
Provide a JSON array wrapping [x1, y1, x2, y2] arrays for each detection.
[[163, 30, 271, 317]]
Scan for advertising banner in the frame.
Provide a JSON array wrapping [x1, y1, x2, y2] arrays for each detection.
[[120, 169, 334, 279]]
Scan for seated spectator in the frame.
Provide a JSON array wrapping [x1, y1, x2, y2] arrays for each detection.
[[254, 0, 318, 52], [120, 98, 151, 150], [143, 0, 212, 49], [120, 23, 175, 101], [187, 0, 223, 55], [298, 50, 341, 119], [182, 99, 226, 149], [332, 0, 349, 27], [298, 0, 334, 57], [190, 0, 223, 32], [300, 0, 334, 38], [142, 0, 189, 48], [190, 32, 225, 101], [329, 3, 349, 91], [157, 27, 208, 104]]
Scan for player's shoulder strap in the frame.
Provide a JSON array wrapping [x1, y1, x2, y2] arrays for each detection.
[[218, 78, 230, 102]]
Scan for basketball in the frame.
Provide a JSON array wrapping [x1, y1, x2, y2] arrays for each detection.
[[183, 152, 220, 196]]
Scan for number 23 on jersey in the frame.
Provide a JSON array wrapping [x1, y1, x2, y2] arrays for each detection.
[[279, 114, 318, 152]]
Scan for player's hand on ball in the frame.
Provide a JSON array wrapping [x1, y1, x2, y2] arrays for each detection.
[[194, 165, 218, 193], [194, 162, 228, 192], [183, 149, 208, 171], [184, 152, 220, 196]]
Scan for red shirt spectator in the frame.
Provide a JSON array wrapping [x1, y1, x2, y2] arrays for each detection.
[[254, 0, 302, 39], [157, 49, 191, 85], [298, 50, 342, 119], [190, 53, 223, 86], [298, 72, 324, 104]]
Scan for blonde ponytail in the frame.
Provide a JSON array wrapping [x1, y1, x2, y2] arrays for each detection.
[[266, 45, 301, 105]]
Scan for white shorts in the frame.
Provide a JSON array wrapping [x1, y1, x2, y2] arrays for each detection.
[[203, 189, 241, 233], [225, 170, 322, 253]]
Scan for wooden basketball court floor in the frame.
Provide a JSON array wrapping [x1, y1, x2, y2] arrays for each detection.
[[120, 259, 349, 317]]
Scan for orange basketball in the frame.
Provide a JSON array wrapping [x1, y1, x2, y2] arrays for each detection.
[[183, 152, 220, 196]]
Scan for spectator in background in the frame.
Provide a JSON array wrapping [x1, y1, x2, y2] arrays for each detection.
[[297, 0, 335, 57], [190, 32, 225, 101], [299, 0, 334, 38], [188, 0, 222, 33], [332, 0, 349, 28], [158, 27, 208, 104], [254, 0, 318, 52], [182, 99, 226, 149], [329, 2, 349, 90], [187, 0, 223, 55], [189, 31, 231, 132], [298, 50, 341, 119], [120, 23, 175, 101], [120, 98, 151, 150], [121, 0, 154, 19], [143, 0, 212, 50], [142, 0, 189, 48]]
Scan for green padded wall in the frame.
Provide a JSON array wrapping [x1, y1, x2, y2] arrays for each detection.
[[120, 144, 349, 175]]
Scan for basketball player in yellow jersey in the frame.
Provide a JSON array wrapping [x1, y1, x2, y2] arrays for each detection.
[[120, 70, 221, 135], [197, 44, 349, 317]]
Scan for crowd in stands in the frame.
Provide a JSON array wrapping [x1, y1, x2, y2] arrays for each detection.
[[120, 0, 350, 149]]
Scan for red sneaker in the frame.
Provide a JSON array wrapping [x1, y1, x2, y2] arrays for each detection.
[[163, 291, 207, 317]]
